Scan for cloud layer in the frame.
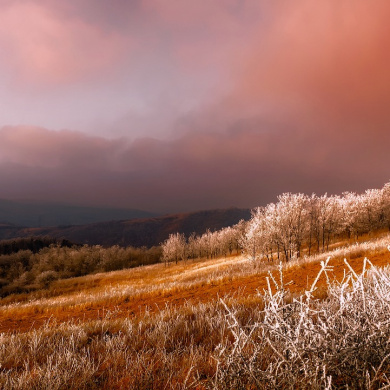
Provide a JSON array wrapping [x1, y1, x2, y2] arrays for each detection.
[[0, 122, 388, 213], [1, 1, 390, 212]]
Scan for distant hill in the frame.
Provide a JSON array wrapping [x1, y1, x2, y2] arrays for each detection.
[[0, 208, 251, 247], [0, 200, 156, 227]]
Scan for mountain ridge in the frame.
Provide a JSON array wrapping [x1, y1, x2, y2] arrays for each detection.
[[0, 207, 251, 247], [0, 199, 157, 227]]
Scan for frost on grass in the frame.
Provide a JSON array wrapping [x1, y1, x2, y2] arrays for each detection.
[[214, 257, 390, 389], [2, 253, 390, 389]]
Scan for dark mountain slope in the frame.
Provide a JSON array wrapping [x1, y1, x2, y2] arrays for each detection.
[[0, 208, 251, 247], [0, 199, 156, 227]]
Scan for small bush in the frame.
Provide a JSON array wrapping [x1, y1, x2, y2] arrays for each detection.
[[214, 258, 390, 389]]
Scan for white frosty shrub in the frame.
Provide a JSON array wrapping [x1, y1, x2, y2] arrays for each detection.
[[214, 257, 390, 389]]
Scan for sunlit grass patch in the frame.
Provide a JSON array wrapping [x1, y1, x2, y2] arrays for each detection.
[[1, 235, 390, 335], [1, 250, 390, 388]]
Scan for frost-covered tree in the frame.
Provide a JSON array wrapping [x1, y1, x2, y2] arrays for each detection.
[[342, 192, 362, 238], [187, 232, 198, 260], [308, 194, 343, 253], [323, 195, 344, 250], [161, 233, 186, 265], [273, 193, 308, 260], [381, 182, 390, 230], [241, 207, 273, 261], [240, 208, 263, 261], [361, 189, 383, 232], [241, 193, 308, 262], [161, 182, 390, 266], [342, 190, 383, 238]]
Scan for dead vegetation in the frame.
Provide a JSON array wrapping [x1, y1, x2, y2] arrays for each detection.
[[0, 236, 390, 388]]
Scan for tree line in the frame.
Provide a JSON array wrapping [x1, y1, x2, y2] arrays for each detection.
[[161, 225, 244, 265], [0, 245, 161, 296], [2, 182, 390, 296], [162, 182, 390, 263], [0, 237, 73, 256]]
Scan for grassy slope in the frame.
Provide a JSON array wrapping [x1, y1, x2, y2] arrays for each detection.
[[1, 235, 390, 388], [1, 234, 389, 334]]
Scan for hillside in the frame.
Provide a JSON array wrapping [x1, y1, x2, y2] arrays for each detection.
[[2, 182, 390, 388], [0, 235, 389, 333], [0, 207, 251, 247], [0, 199, 156, 227], [0, 235, 390, 388]]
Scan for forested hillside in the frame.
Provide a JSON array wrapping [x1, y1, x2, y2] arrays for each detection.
[[0, 207, 251, 247], [161, 182, 390, 264], [2, 183, 390, 299], [0, 199, 155, 227], [1, 183, 390, 388]]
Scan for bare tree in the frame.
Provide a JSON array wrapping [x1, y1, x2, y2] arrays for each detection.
[[161, 233, 186, 265]]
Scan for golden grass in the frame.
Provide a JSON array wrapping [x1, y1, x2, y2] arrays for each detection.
[[0, 235, 390, 388], [1, 234, 390, 334]]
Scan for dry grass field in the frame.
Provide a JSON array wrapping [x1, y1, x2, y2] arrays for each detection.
[[1, 235, 389, 334], [1, 234, 390, 388]]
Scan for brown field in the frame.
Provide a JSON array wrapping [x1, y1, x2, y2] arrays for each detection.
[[1, 236, 389, 334], [1, 236, 390, 389]]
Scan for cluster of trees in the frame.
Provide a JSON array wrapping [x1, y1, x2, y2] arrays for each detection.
[[2, 183, 390, 296], [0, 244, 161, 296], [0, 237, 73, 255], [162, 182, 390, 264], [241, 183, 390, 261], [161, 225, 244, 265]]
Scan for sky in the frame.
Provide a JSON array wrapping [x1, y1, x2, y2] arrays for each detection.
[[1, 0, 390, 213]]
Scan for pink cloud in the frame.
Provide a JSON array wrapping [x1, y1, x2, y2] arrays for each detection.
[[1, 2, 390, 212], [0, 2, 128, 86], [0, 126, 125, 169], [231, 0, 390, 126], [0, 124, 388, 212]]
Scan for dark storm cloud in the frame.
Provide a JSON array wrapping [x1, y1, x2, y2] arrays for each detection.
[[1, 1, 390, 212], [0, 123, 388, 212]]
